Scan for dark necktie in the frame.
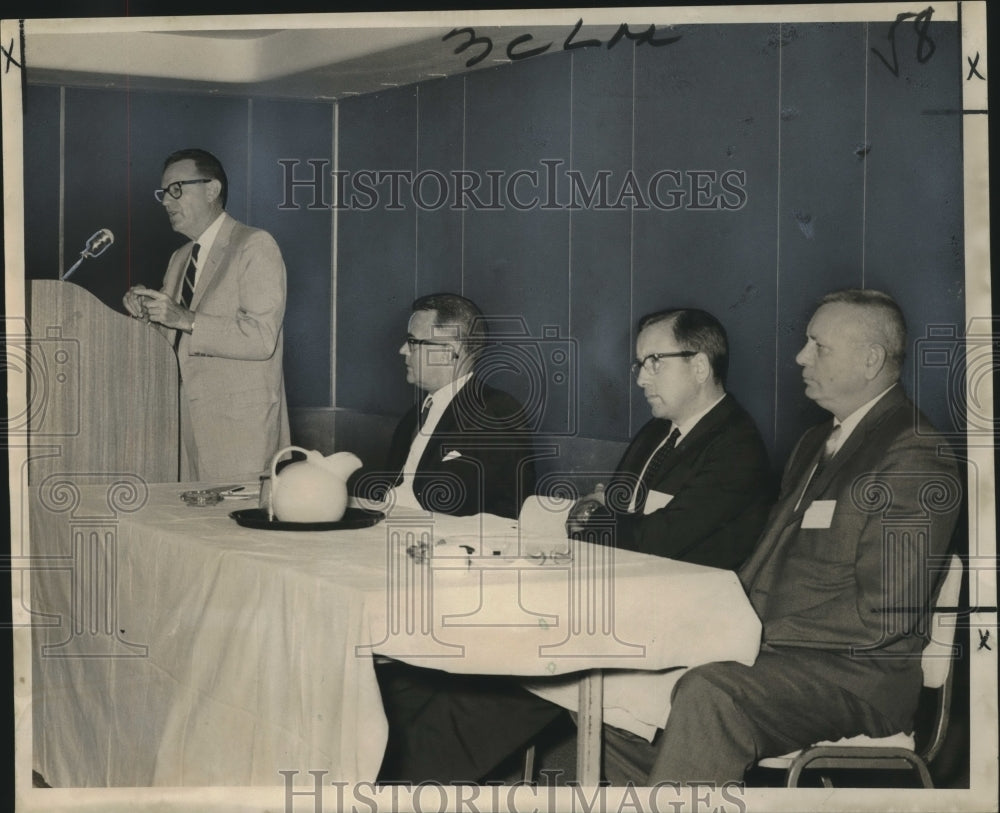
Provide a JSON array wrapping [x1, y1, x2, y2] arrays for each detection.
[[795, 423, 843, 510], [636, 426, 680, 506], [179, 243, 200, 309], [812, 423, 842, 480], [175, 244, 200, 351], [415, 395, 433, 436]]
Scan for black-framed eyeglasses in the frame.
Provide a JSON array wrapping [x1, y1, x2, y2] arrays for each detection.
[[404, 336, 455, 350], [154, 179, 212, 203], [631, 351, 697, 377]]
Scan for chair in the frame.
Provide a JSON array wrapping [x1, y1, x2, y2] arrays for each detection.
[[757, 554, 963, 788]]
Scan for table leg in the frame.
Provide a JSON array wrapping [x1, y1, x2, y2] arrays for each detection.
[[575, 669, 604, 785]]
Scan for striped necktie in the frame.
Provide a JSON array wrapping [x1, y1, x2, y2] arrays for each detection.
[[174, 244, 200, 351], [179, 243, 200, 308]]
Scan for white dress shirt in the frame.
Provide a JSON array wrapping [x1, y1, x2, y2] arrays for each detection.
[[388, 372, 473, 510]]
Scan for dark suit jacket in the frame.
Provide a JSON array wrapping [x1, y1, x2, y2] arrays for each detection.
[[586, 394, 774, 570], [380, 375, 537, 519], [739, 385, 961, 731]]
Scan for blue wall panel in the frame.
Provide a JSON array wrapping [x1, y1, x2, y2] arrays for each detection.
[[337, 87, 418, 416], [415, 76, 465, 296], [863, 20, 965, 435], [251, 99, 334, 408], [61, 89, 132, 311], [567, 45, 635, 445], [23, 86, 62, 283], [774, 23, 869, 461], [462, 54, 573, 436], [632, 24, 780, 449]]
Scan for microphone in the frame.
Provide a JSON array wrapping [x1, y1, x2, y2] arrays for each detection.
[[62, 228, 115, 280], [84, 228, 114, 258]]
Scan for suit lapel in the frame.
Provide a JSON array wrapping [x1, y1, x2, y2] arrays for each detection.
[[414, 379, 467, 470], [658, 395, 734, 477], [190, 214, 235, 311], [164, 246, 192, 302], [799, 386, 906, 507], [741, 386, 908, 586]]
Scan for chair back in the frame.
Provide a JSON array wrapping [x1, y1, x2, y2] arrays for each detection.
[[921, 555, 963, 690]]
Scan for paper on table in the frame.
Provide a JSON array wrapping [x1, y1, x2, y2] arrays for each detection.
[[518, 495, 574, 540]]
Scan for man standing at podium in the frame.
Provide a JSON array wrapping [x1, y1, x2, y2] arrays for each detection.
[[123, 148, 289, 481]]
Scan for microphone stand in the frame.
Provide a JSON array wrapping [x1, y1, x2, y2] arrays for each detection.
[[61, 254, 90, 281]]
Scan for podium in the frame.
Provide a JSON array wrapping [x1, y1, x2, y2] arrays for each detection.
[[26, 279, 180, 484]]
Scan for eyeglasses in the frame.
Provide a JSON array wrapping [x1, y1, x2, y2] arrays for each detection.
[[404, 337, 455, 350], [630, 351, 696, 377], [154, 179, 212, 203]]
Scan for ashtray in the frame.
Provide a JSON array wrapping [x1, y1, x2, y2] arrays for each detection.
[[180, 489, 225, 507]]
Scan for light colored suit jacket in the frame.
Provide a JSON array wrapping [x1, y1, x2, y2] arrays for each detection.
[[739, 385, 962, 731], [162, 212, 290, 481]]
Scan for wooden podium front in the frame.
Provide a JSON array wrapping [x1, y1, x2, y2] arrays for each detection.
[[26, 279, 180, 484]]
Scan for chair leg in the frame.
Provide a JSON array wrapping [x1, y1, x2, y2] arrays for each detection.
[[913, 759, 934, 789], [786, 761, 806, 787]]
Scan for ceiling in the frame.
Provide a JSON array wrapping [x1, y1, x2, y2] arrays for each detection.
[[24, 21, 628, 100]]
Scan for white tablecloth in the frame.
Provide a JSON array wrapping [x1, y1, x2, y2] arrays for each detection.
[[30, 481, 760, 786]]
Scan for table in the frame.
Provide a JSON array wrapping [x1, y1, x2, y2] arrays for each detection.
[[30, 479, 761, 786]]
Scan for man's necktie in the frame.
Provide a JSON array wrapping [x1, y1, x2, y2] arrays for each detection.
[[636, 426, 681, 504], [175, 244, 200, 351], [179, 243, 200, 309], [795, 423, 842, 510], [814, 423, 843, 478], [415, 395, 433, 436]]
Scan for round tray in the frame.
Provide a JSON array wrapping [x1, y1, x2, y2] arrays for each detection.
[[229, 507, 384, 531]]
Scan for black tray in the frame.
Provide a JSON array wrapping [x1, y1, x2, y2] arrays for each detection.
[[229, 507, 384, 531]]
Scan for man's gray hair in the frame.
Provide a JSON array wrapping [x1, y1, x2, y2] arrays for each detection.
[[819, 288, 907, 370]]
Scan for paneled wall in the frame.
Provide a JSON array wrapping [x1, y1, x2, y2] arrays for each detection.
[[336, 21, 965, 465], [24, 20, 965, 470]]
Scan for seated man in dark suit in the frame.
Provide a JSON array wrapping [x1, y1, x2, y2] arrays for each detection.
[[372, 293, 552, 782], [373, 292, 536, 518], [571, 307, 774, 570], [567, 308, 774, 782], [645, 289, 962, 785]]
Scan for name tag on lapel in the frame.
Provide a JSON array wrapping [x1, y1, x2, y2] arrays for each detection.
[[643, 490, 674, 514], [801, 500, 836, 529]]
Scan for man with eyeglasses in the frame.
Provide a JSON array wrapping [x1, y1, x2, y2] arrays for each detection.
[[571, 308, 773, 570], [642, 289, 961, 787], [122, 148, 289, 481], [370, 293, 556, 783], [369, 292, 536, 519], [556, 308, 775, 783]]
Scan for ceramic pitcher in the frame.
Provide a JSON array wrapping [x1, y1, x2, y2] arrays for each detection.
[[268, 445, 362, 523]]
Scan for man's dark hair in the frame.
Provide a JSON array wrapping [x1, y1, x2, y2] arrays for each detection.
[[163, 148, 228, 208], [637, 308, 729, 385], [819, 288, 907, 371], [412, 293, 488, 357]]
